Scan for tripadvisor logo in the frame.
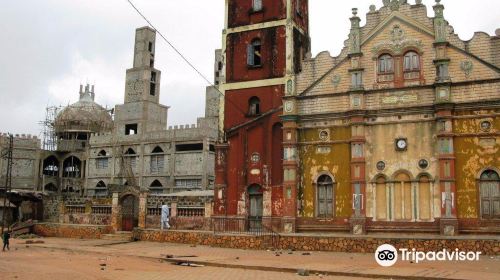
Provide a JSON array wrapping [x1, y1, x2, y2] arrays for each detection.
[[375, 244, 482, 267]]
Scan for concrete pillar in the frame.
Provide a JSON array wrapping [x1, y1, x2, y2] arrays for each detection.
[[170, 202, 177, 217], [111, 192, 120, 232], [138, 192, 147, 229]]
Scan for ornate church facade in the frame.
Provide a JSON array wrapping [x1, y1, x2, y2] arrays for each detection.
[[216, 0, 500, 235]]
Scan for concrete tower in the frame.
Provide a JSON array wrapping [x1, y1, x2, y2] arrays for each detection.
[[115, 27, 169, 135]]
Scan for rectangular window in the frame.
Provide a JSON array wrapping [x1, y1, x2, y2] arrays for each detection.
[[151, 72, 156, 82], [150, 155, 164, 174], [148, 42, 153, 52], [252, 0, 262, 11], [175, 179, 202, 188], [351, 72, 363, 88], [125, 124, 138, 135], [176, 143, 203, 152], [150, 82, 156, 96], [438, 64, 449, 80], [96, 158, 108, 169]]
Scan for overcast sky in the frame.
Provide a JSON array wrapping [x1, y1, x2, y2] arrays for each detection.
[[0, 0, 498, 136]]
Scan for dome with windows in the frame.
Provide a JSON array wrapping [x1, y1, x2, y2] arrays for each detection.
[[54, 84, 114, 135]]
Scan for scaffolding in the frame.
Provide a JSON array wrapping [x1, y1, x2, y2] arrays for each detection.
[[39, 106, 61, 151], [1, 134, 13, 234]]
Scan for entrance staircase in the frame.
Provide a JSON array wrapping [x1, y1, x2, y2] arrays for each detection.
[[101, 231, 133, 242]]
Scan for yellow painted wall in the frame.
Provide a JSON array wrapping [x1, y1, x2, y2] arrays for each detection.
[[298, 126, 351, 218], [454, 111, 500, 219]]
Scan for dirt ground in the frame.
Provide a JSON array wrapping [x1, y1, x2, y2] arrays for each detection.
[[0, 242, 368, 280]]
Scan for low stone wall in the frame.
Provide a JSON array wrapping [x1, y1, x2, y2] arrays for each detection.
[[32, 223, 500, 255], [134, 229, 265, 250], [134, 229, 500, 255], [34, 223, 112, 239]]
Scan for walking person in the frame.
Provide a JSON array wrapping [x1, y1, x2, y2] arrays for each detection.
[[160, 205, 171, 230], [2, 230, 10, 251]]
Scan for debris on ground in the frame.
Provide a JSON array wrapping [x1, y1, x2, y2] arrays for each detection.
[[302, 252, 311, 256], [15, 234, 41, 240], [176, 262, 205, 267], [297, 269, 310, 276], [25, 240, 45, 244]]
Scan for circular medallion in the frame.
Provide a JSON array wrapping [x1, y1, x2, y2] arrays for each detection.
[[376, 161, 386, 171], [418, 159, 429, 170], [480, 121, 492, 132]]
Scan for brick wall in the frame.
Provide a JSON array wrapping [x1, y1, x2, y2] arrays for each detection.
[[34, 223, 112, 239]]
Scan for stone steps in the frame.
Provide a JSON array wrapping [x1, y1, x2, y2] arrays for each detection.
[[101, 231, 133, 242]]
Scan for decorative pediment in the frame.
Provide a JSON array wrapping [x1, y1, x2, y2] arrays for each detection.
[[109, 183, 141, 195], [371, 24, 424, 58]]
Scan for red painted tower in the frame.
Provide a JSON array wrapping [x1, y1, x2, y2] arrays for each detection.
[[214, 0, 310, 232]]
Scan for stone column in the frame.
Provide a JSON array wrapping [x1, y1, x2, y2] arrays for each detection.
[[214, 144, 229, 216], [138, 192, 148, 229], [349, 116, 368, 235], [281, 114, 299, 233], [111, 192, 120, 232]]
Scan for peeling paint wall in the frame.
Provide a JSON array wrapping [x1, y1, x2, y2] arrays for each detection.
[[298, 126, 351, 218], [454, 111, 500, 219]]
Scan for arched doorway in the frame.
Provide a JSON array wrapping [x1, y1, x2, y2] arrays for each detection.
[[120, 194, 139, 231], [248, 184, 263, 231], [316, 174, 335, 218], [479, 170, 500, 219]]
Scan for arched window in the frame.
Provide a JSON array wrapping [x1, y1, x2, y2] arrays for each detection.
[[247, 39, 262, 66], [378, 54, 394, 74], [479, 170, 500, 219], [375, 176, 389, 220], [394, 173, 412, 220], [316, 175, 334, 218], [95, 181, 108, 197], [149, 180, 164, 194], [151, 146, 165, 174], [124, 148, 137, 169], [248, 97, 261, 116], [63, 156, 81, 178], [96, 150, 108, 169], [252, 0, 262, 12], [404, 51, 420, 72], [43, 156, 59, 176], [418, 175, 432, 221], [125, 148, 136, 155]]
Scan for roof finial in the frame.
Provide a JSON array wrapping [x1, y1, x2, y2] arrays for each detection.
[[352, 8, 358, 16]]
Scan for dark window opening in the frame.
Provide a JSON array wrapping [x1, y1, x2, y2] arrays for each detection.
[[148, 42, 153, 52], [209, 145, 215, 152], [247, 39, 262, 67], [152, 146, 164, 153], [176, 143, 203, 152], [218, 61, 223, 71], [125, 124, 138, 135], [98, 150, 107, 157], [248, 97, 261, 116], [150, 82, 156, 96], [125, 148, 136, 155], [63, 156, 82, 178], [43, 156, 59, 176], [151, 72, 156, 82], [77, 133, 89, 140], [150, 59, 154, 67]]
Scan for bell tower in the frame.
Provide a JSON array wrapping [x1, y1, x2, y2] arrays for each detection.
[[214, 0, 310, 232], [115, 27, 169, 135]]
